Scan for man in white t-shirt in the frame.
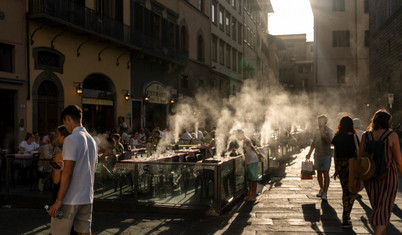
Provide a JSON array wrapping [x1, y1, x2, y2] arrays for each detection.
[[48, 105, 97, 235]]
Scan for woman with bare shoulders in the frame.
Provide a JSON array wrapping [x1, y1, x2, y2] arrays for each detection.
[[359, 109, 402, 235]]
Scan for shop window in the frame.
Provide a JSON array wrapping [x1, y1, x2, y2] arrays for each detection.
[[0, 43, 13, 73]]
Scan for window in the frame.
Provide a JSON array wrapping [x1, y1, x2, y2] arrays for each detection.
[[232, 48, 237, 72], [332, 0, 345, 11], [212, 2, 216, 23], [212, 35, 218, 62], [180, 26, 188, 53], [0, 43, 13, 72], [225, 12, 230, 35], [134, 3, 144, 32], [219, 6, 224, 29], [231, 0, 235, 8], [168, 22, 176, 47], [33, 47, 65, 73], [226, 44, 231, 68], [364, 0, 369, 13], [232, 17, 237, 41], [238, 23, 242, 44], [333, 31, 350, 47], [197, 35, 204, 62], [337, 65, 346, 84], [219, 40, 225, 65], [197, 0, 204, 12], [152, 13, 161, 39], [238, 53, 242, 74], [181, 75, 189, 89], [364, 30, 369, 47]]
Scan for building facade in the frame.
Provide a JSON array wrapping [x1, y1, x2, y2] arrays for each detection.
[[368, 0, 402, 122], [310, 0, 369, 114], [277, 34, 314, 93], [0, 0, 27, 151]]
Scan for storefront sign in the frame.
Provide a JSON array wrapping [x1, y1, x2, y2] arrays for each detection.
[[145, 83, 168, 104], [82, 97, 113, 106]]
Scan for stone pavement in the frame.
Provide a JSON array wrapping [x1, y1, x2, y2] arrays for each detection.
[[1, 147, 402, 234]]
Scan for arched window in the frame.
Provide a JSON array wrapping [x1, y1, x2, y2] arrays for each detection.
[[197, 35, 204, 62], [33, 47, 65, 73], [180, 26, 188, 53]]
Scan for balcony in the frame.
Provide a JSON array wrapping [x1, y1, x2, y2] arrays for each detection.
[[29, 0, 187, 64]]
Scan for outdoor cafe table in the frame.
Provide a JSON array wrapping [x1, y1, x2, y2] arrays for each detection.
[[123, 147, 146, 160]]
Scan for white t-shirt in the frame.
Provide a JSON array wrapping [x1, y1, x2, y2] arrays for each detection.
[[243, 137, 259, 164], [62, 127, 98, 205], [181, 132, 192, 140], [122, 132, 130, 142], [196, 130, 204, 140], [19, 140, 39, 153]]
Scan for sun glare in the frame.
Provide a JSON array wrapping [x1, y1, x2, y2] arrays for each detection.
[[268, 0, 314, 41]]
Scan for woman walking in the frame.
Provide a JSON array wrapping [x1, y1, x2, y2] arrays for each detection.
[[359, 110, 402, 235], [331, 116, 358, 228]]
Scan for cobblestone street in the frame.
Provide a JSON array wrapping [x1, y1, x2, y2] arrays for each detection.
[[1, 147, 402, 234]]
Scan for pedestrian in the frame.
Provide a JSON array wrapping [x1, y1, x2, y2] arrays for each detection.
[[48, 105, 98, 235], [51, 126, 70, 203], [359, 109, 402, 235], [236, 129, 262, 202], [306, 114, 333, 201], [353, 118, 364, 140], [331, 115, 358, 228]]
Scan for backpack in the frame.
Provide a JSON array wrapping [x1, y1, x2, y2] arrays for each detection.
[[364, 130, 393, 179]]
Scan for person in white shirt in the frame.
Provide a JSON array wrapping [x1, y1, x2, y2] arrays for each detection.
[[196, 130, 204, 140], [19, 133, 40, 154], [181, 130, 192, 140], [48, 105, 97, 235]]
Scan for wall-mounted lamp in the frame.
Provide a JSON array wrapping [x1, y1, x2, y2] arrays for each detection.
[[170, 97, 175, 104], [74, 82, 83, 95], [144, 95, 150, 102], [122, 90, 131, 101]]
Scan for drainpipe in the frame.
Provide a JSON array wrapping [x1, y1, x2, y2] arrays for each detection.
[[26, 2, 31, 100], [355, 0, 359, 110]]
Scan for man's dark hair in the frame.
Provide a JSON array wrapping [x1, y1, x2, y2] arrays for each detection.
[[61, 105, 82, 123]]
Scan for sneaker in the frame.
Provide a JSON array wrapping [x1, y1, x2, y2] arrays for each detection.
[[38, 178, 44, 192], [316, 190, 323, 197], [342, 219, 352, 228], [321, 192, 327, 201]]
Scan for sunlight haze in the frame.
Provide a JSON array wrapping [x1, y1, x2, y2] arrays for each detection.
[[268, 0, 314, 41]]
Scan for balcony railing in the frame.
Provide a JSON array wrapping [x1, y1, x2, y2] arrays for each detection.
[[29, 0, 187, 64]]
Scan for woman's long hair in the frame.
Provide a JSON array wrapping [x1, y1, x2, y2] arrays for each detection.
[[368, 109, 391, 131], [335, 115, 355, 135]]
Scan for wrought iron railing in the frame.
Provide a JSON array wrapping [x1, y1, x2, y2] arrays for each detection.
[[29, 0, 187, 63]]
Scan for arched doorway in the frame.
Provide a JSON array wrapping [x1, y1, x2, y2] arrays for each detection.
[[32, 71, 64, 135], [81, 74, 115, 133]]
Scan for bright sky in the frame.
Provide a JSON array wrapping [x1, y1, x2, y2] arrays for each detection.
[[268, 0, 314, 42]]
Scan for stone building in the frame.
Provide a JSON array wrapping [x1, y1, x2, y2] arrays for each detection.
[[310, 0, 369, 114], [0, 0, 27, 150], [368, 0, 402, 122], [276, 34, 313, 93]]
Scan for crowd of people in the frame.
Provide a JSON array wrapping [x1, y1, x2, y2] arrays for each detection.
[[15, 106, 402, 234]]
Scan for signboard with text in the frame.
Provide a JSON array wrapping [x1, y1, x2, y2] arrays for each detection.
[[145, 83, 168, 104]]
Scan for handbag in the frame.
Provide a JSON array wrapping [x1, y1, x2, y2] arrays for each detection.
[[301, 160, 315, 179], [348, 134, 364, 194]]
